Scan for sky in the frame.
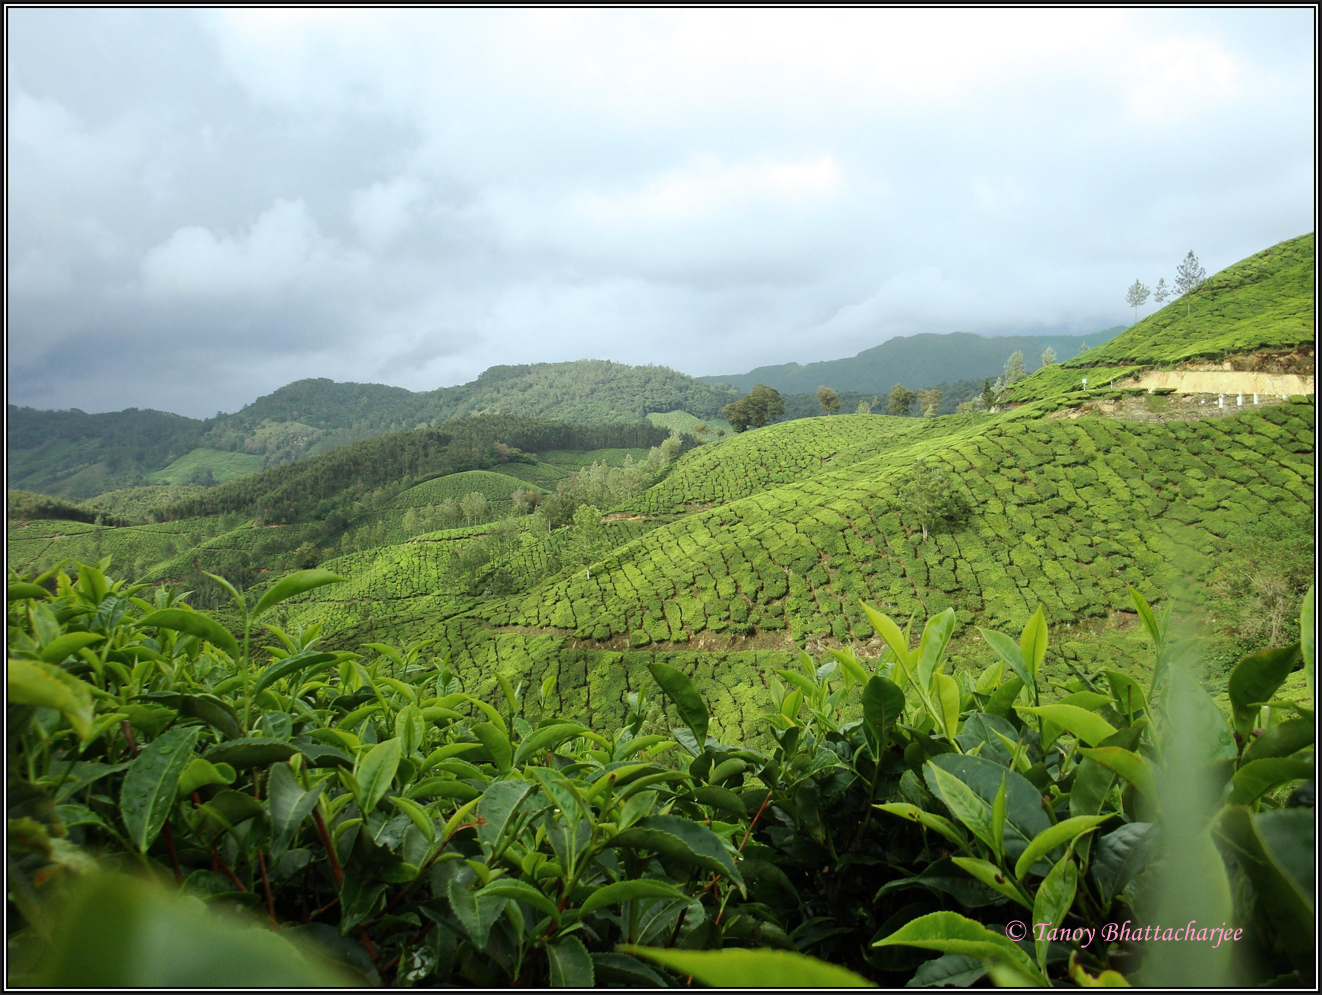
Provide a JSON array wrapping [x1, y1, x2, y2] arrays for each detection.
[[6, 9, 1315, 417]]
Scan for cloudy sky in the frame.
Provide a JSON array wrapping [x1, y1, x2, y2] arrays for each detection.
[[7, 9, 1314, 417]]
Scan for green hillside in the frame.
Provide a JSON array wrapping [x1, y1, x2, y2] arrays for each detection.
[[703, 329, 1120, 394], [7, 361, 735, 498], [1081, 232, 1313, 366], [250, 400, 1312, 742], [145, 447, 264, 485], [1006, 232, 1314, 403]]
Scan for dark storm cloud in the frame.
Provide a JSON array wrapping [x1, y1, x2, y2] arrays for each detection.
[[6, 9, 1314, 417]]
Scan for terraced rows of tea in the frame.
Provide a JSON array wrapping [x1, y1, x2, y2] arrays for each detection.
[[246, 399, 1310, 739], [495, 403, 1311, 652], [633, 413, 942, 512], [387, 468, 539, 508], [490, 447, 649, 487]]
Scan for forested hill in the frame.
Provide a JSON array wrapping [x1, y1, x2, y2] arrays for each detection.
[[7, 361, 735, 498], [702, 328, 1122, 394]]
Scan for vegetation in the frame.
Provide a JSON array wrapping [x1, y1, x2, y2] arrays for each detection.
[[701, 330, 1121, 395], [721, 386, 785, 433], [8, 363, 737, 498], [7, 561, 1313, 986], [1072, 234, 1312, 370]]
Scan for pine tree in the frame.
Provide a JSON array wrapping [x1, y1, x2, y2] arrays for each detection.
[[1125, 279, 1150, 324], [1152, 277, 1170, 306], [1041, 346, 1057, 368], [1003, 352, 1027, 386], [1174, 251, 1207, 316]]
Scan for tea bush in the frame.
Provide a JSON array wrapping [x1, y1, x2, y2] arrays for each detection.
[[7, 562, 1313, 986]]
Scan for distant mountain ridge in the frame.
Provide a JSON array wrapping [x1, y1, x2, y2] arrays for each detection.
[[701, 329, 1123, 394], [7, 361, 738, 498]]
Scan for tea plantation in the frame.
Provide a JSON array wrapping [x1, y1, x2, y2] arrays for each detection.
[[1005, 232, 1314, 404]]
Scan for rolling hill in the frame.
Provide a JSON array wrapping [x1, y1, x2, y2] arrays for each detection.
[[702, 329, 1121, 394]]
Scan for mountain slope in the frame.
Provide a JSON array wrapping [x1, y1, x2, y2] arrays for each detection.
[[702, 329, 1120, 394], [1006, 233, 1315, 404], [7, 361, 735, 498]]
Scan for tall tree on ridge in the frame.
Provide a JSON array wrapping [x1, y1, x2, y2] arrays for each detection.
[[1125, 279, 1151, 324], [1174, 251, 1207, 316]]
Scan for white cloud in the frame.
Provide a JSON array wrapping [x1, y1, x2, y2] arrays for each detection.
[[140, 199, 363, 297]]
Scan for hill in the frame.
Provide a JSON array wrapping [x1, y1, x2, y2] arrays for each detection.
[[702, 329, 1121, 394], [1006, 233, 1314, 404], [7, 360, 736, 498], [264, 399, 1313, 741]]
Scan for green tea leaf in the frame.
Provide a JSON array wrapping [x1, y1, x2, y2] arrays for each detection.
[[1302, 586, 1314, 702], [862, 603, 913, 671], [39, 632, 105, 664], [121, 725, 203, 852], [1127, 584, 1162, 651], [252, 651, 339, 696], [622, 945, 875, 988], [578, 878, 688, 915], [872, 910, 1047, 986], [177, 758, 236, 798], [513, 722, 587, 766], [1014, 815, 1108, 880], [1228, 758, 1314, 806], [446, 878, 506, 950], [547, 935, 594, 987], [355, 738, 401, 814], [1017, 704, 1116, 746], [204, 738, 299, 770], [1215, 807, 1313, 965], [267, 762, 327, 858], [934, 673, 961, 740], [1243, 718, 1314, 763], [8, 657, 95, 741], [1032, 853, 1078, 972], [874, 803, 968, 849], [1228, 644, 1301, 741], [1090, 822, 1155, 908], [949, 857, 1030, 909], [478, 878, 558, 918], [1077, 747, 1158, 805], [476, 778, 533, 851], [1019, 606, 1048, 680], [608, 814, 743, 889], [979, 628, 1033, 698], [647, 662, 709, 744], [137, 609, 238, 662], [472, 722, 512, 774], [862, 675, 906, 742], [916, 608, 956, 690], [251, 570, 347, 619]]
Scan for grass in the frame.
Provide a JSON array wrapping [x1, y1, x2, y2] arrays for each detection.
[[146, 448, 266, 485]]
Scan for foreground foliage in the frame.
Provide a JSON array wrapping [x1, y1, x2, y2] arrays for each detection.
[[6, 562, 1314, 987]]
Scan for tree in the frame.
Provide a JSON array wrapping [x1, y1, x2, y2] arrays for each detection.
[[898, 459, 968, 541], [917, 388, 942, 418], [459, 491, 488, 526], [721, 384, 784, 432], [980, 378, 996, 411], [856, 398, 875, 415], [887, 383, 916, 416], [1125, 279, 1150, 323], [1041, 346, 1058, 368], [1152, 277, 1170, 306], [1174, 251, 1207, 315], [1077, 340, 1089, 356], [690, 421, 708, 444], [815, 385, 840, 415], [1003, 351, 1027, 386]]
